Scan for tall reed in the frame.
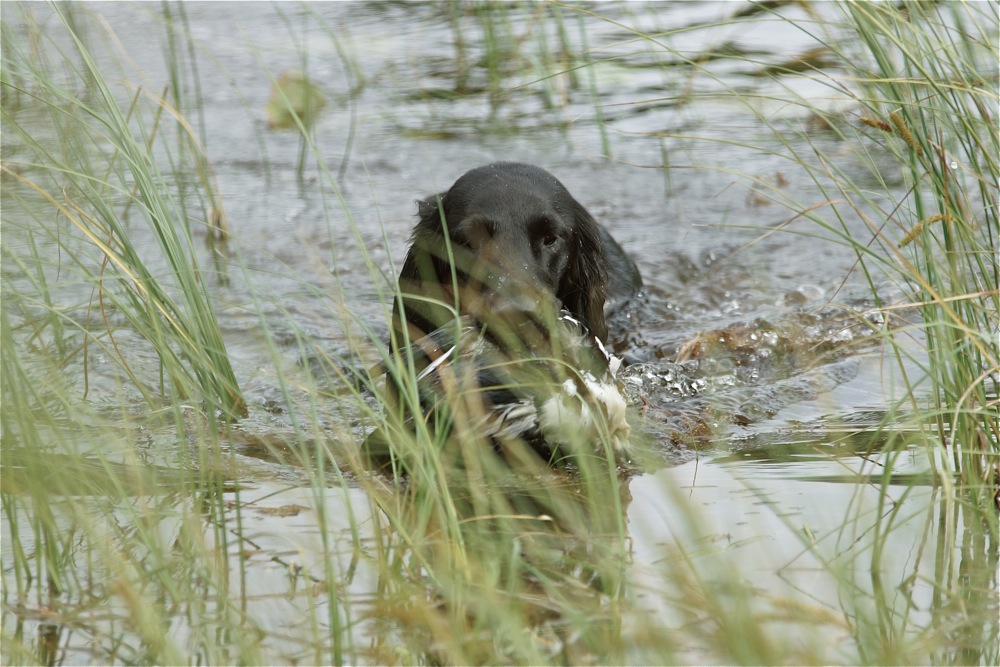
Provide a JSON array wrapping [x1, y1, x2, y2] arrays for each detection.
[[843, 1, 998, 508], [3, 4, 246, 422]]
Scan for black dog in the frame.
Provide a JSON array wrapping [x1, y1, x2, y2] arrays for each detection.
[[392, 161, 642, 351], [368, 162, 642, 469]]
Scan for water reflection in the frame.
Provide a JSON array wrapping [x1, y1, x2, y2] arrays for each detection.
[[358, 458, 633, 664], [2, 440, 996, 665], [628, 448, 999, 664]]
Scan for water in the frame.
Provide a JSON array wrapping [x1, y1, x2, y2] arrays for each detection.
[[2, 1, 996, 664]]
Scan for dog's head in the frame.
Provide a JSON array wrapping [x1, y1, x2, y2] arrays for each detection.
[[394, 162, 609, 349]]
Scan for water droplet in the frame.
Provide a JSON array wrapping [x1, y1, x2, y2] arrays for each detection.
[[950, 161, 958, 170]]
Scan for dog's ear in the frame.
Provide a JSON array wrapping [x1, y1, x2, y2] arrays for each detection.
[[415, 193, 447, 233], [394, 193, 454, 351], [405, 193, 452, 279], [560, 203, 609, 342]]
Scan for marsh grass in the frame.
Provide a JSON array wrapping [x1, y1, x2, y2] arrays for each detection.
[[840, 1, 999, 505], [2, 1, 998, 665], [2, 4, 245, 421], [590, 1, 999, 659], [767, 2, 998, 504]]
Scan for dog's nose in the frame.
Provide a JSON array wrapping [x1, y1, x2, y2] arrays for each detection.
[[477, 267, 557, 316], [484, 282, 540, 316]]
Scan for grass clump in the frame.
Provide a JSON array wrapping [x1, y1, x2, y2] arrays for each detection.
[[788, 1, 998, 508], [843, 1, 999, 508], [2, 6, 256, 662], [2, 3, 245, 422]]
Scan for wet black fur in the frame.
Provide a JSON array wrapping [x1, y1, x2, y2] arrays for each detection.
[[392, 161, 642, 351]]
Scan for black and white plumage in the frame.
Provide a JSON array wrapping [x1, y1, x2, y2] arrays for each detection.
[[473, 312, 630, 458], [365, 311, 631, 469]]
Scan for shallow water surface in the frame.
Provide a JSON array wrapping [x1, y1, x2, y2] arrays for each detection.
[[2, 1, 996, 664]]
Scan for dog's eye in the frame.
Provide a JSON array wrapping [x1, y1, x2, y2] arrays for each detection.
[[533, 216, 561, 249]]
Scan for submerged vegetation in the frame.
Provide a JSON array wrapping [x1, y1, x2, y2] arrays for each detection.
[[2, 1, 997, 665]]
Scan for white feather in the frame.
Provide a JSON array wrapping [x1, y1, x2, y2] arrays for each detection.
[[538, 373, 631, 454]]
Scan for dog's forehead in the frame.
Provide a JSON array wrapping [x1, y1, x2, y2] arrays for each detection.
[[448, 163, 568, 217]]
